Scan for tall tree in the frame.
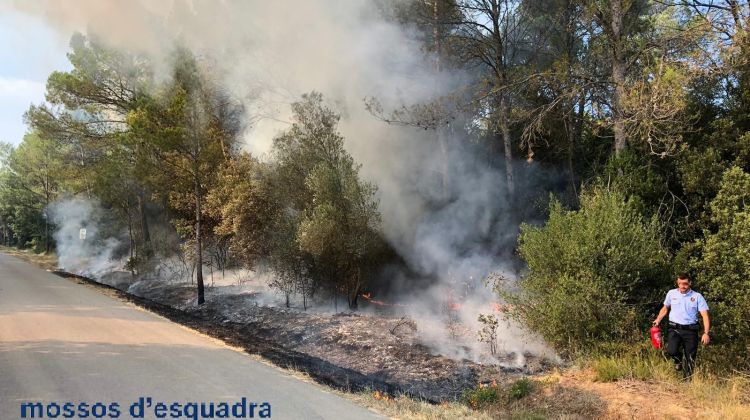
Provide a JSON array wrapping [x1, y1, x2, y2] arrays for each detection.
[[587, 0, 651, 154], [4, 133, 65, 253], [129, 50, 237, 304], [25, 32, 155, 257], [447, 0, 535, 195], [520, 0, 590, 196], [272, 92, 384, 309]]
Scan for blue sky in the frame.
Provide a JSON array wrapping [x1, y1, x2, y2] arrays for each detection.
[[0, 8, 71, 146]]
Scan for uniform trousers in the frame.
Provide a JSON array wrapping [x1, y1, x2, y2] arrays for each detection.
[[666, 326, 699, 379]]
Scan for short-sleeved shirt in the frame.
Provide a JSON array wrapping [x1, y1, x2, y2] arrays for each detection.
[[664, 288, 709, 325]]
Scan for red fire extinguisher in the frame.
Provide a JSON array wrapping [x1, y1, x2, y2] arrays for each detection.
[[650, 326, 663, 349]]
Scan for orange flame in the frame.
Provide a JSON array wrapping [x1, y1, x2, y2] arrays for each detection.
[[360, 292, 408, 307], [373, 390, 391, 401], [360, 292, 388, 306]]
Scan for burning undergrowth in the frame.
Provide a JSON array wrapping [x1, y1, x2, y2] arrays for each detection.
[[52, 255, 560, 402], [45, 193, 560, 395]]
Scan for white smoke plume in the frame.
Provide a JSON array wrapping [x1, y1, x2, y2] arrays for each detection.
[[48, 197, 124, 278], [11, 0, 561, 365]]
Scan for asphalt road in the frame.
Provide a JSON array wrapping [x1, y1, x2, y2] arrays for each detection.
[[0, 253, 384, 420]]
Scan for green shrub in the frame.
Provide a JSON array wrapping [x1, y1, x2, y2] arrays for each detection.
[[690, 167, 750, 365], [507, 378, 533, 402], [507, 187, 670, 356], [461, 385, 500, 409]]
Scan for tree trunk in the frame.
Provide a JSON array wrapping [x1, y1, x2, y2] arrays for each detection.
[[489, 0, 515, 196], [195, 179, 205, 305], [44, 176, 51, 254], [127, 208, 135, 276], [499, 95, 515, 196], [348, 269, 362, 310], [44, 209, 50, 254], [610, 0, 628, 154], [138, 192, 151, 254], [348, 288, 359, 310], [566, 94, 586, 201]]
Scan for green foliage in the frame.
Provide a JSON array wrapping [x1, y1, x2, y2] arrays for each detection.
[[507, 378, 533, 402], [690, 167, 750, 358], [128, 49, 235, 260], [270, 92, 384, 309], [508, 187, 670, 356], [600, 151, 667, 216], [0, 133, 66, 252], [461, 385, 500, 409], [461, 379, 533, 410], [205, 154, 277, 270], [678, 147, 728, 201]]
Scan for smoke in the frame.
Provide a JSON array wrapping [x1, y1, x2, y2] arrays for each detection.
[[48, 197, 125, 278], [11, 0, 562, 365], [406, 293, 558, 366]]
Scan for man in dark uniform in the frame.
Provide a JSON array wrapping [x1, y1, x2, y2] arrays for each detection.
[[653, 273, 710, 379]]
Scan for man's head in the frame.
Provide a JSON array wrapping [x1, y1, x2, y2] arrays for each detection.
[[676, 273, 692, 293]]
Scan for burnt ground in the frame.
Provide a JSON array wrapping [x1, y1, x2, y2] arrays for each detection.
[[53, 271, 554, 403]]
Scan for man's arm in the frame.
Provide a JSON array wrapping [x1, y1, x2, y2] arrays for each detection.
[[700, 310, 710, 345], [653, 305, 669, 326]]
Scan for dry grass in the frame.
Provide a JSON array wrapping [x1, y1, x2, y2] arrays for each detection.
[[349, 376, 604, 420], [684, 374, 750, 419], [590, 351, 676, 383], [348, 368, 749, 420], [349, 390, 490, 420], [0, 245, 58, 270], [564, 357, 750, 419]]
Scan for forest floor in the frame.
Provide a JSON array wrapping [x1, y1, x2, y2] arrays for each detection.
[[4, 246, 748, 419], [79, 269, 553, 402]]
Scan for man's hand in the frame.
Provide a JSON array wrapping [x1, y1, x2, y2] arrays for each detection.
[[654, 305, 669, 327], [701, 333, 710, 345]]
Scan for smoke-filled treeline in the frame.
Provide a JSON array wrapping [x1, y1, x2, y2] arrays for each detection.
[[0, 39, 384, 308], [0, 0, 749, 364]]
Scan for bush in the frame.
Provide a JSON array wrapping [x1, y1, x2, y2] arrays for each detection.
[[461, 385, 500, 409], [461, 379, 534, 410], [690, 167, 750, 366], [508, 187, 670, 356], [507, 378, 533, 402]]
